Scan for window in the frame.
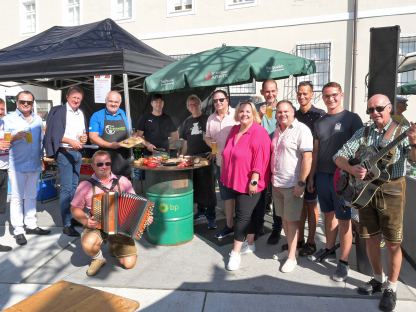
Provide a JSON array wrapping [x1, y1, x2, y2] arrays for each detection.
[[20, 0, 36, 34], [64, 0, 80, 26], [111, 0, 132, 21], [229, 80, 256, 95], [225, 0, 257, 10], [283, 43, 331, 104], [167, 0, 195, 17], [398, 36, 416, 87]]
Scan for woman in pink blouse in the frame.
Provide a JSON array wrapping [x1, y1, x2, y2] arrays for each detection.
[[221, 101, 271, 271]]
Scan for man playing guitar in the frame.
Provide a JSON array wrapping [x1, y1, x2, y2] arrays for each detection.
[[334, 94, 416, 312]]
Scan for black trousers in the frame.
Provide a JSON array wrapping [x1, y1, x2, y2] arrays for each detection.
[[0, 169, 8, 214], [234, 192, 261, 242]]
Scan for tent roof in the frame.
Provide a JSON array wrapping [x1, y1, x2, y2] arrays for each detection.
[[398, 52, 416, 73], [0, 18, 173, 90]]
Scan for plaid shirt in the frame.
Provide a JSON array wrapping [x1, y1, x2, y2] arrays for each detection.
[[333, 119, 411, 179]]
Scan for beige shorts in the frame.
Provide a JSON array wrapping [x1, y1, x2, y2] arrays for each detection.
[[82, 229, 137, 258], [272, 186, 303, 221]]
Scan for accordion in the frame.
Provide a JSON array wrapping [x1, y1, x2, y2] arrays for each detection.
[[91, 192, 154, 240]]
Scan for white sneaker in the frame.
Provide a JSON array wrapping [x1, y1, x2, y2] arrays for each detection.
[[240, 241, 256, 255], [227, 250, 241, 271], [281, 258, 297, 273]]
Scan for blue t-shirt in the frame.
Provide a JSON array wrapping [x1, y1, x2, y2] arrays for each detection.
[[89, 108, 130, 136]]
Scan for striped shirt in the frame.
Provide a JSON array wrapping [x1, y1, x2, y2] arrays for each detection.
[[333, 119, 410, 179]]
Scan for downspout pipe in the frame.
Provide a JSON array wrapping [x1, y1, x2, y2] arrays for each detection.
[[351, 0, 358, 112]]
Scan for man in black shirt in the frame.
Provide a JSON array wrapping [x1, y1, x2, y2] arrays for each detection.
[[180, 95, 217, 229], [137, 94, 178, 153], [294, 81, 325, 256]]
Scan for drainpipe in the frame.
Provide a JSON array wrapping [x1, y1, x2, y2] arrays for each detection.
[[351, 0, 358, 112]]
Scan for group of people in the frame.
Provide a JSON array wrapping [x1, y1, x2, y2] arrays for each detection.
[[182, 80, 415, 312], [0, 79, 415, 312]]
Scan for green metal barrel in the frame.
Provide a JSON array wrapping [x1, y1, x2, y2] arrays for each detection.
[[146, 176, 194, 245]]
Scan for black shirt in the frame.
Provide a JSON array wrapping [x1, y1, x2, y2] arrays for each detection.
[[295, 105, 325, 135], [179, 114, 211, 156], [137, 112, 176, 151]]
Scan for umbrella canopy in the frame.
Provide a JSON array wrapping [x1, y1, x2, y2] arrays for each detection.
[[398, 52, 416, 73], [397, 80, 416, 95], [144, 45, 315, 93]]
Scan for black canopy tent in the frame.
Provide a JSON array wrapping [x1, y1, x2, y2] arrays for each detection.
[[0, 18, 175, 126]]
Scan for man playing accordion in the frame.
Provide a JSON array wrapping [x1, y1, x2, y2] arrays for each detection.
[[71, 150, 152, 276]]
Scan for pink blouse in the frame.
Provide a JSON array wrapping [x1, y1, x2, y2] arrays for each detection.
[[220, 123, 271, 194]]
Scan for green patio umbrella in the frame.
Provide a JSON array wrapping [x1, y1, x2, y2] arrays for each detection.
[[397, 80, 416, 95], [144, 45, 316, 93]]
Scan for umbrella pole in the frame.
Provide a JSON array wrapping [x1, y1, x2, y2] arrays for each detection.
[[123, 73, 133, 179]]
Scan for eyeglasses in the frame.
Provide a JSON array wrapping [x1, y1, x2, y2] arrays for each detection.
[[213, 98, 226, 104], [95, 162, 112, 167], [323, 93, 339, 99], [18, 100, 34, 105], [366, 104, 389, 114]]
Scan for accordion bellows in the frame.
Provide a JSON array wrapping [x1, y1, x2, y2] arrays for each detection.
[[92, 192, 154, 240]]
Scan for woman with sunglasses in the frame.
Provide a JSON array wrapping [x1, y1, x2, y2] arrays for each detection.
[[220, 101, 271, 271], [70, 150, 152, 277]]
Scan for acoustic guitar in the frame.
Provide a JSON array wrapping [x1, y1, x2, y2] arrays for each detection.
[[334, 129, 408, 209]]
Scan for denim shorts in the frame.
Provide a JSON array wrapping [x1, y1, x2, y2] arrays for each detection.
[[315, 172, 351, 220]]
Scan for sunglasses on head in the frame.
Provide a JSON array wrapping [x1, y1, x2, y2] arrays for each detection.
[[213, 98, 226, 104], [366, 104, 389, 114], [95, 162, 112, 167], [18, 100, 34, 105]]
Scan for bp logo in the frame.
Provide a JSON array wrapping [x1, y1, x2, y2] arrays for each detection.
[[159, 203, 169, 213], [105, 125, 115, 135]]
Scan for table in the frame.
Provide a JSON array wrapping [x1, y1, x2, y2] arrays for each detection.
[[134, 163, 209, 246]]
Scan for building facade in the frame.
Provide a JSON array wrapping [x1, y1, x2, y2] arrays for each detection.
[[0, 0, 415, 120]]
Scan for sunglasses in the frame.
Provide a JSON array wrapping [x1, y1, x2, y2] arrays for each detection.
[[213, 98, 226, 104], [18, 100, 34, 105], [95, 162, 112, 167], [366, 104, 389, 114]]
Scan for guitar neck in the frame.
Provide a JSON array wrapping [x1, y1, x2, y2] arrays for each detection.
[[368, 130, 408, 166]]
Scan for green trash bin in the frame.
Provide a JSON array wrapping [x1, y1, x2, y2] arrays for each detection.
[[146, 178, 194, 245]]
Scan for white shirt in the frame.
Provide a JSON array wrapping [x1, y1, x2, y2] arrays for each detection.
[[271, 119, 313, 188], [61, 103, 86, 147], [0, 119, 8, 170], [205, 107, 238, 167]]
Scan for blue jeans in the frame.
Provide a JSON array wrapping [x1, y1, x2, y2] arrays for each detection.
[[57, 150, 82, 227]]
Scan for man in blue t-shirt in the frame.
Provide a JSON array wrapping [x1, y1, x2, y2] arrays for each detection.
[[89, 91, 131, 176]]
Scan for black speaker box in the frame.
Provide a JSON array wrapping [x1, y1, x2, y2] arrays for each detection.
[[368, 26, 400, 106]]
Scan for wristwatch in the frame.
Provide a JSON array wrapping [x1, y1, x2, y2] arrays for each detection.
[[297, 181, 306, 187], [250, 180, 258, 186]]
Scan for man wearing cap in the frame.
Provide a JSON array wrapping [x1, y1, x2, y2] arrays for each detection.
[[392, 96, 410, 126], [136, 94, 178, 154]]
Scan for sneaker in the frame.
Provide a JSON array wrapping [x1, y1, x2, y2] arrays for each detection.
[[357, 278, 383, 295], [308, 247, 336, 262], [193, 212, 206, 223], [299, 242, 317, 257], [281, 258, 297, 273], [215, 226, 234, 239], [207, 219, 217, 230], [240, 241, 255, 255], [86, 258, 106, 276], [227, 250, 241, 271], [331, 261, 349, 282], [379, 288, 396, 312], [15, 234, 27, 246], [0, 244, 12, 252], [25, 227, 51, 235], [267, 229, 281, 245], [281, 239, 305, 251]]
